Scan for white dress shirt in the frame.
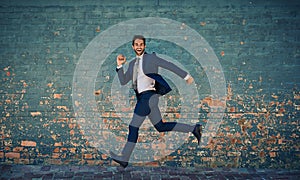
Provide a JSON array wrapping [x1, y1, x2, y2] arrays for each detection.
[[135, 55, 156, 93]]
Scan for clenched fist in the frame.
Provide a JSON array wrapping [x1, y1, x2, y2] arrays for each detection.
[[186, 76, 194, 85], [117, 54, 126, 66]]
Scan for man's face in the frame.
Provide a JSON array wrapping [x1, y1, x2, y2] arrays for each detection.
[[132, 39, 146, 56]]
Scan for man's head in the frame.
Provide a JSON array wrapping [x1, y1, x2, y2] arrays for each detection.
[[132, 35, 146, 56]]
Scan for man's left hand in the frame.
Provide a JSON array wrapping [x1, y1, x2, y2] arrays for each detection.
[[186, 76, 194, 84]]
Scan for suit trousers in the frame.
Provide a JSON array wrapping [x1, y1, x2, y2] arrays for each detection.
[[128, 90, 195, 143]]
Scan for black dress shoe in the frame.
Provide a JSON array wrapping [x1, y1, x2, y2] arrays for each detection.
[[192, 124, 202, 145], [110, 151, 129, 168], [112, 158, 128, 168]]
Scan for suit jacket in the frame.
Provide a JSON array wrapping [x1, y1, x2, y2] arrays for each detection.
[[116, 52, 188, 95]]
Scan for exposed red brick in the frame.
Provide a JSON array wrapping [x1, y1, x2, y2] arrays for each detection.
[[22, 81, 28, 87], [227, 152, 241, 157], [70, 130, 75, 136], [251, 132, 257, 138], [95, 25, 101, 32], [58, 118, 68, 122], [21, 140, 36, 147], [54, 142, 63, 146], [94, 89, 101, 95], [30, 112, 42, 117], [13, 147, 24, 152], [69, 148, 76, 153], [229, 107, 235, 112], [269, 152, 277, 158], [52, 153, 60, 159], [53, 147, 60, 153], [68, 123, 76, 129], [230, 138, 237, 144], [51, 134, 57, 140], [101, 154, 108, 160], [14, 158, 29, 164], [54, 93, 62, 99], [238, 119, 245, 125], [202, 157, 216, 162], [111, 112, 119, 118], [86, 160, 96, 165], [5, 99, 11, 104], [235, 132, 241, 137], [216, 145, 223, 151], [84, 154, 93, 159], [61, 147, 67, 151], [47, 83, 53, 87], [143, 161, 160, 167], [266, 138, 276, 144], [74, 100, 80, 107], [175, 113, 181, 118], [5, 152, 20, 159], [56, 106, 69, 111], [224, 126, 230, 131], [102, 112, 110, 117], [220, 51, 225, 56], [257, 123, 266, 131], [229, 113, 243, 118], [259, 151, 265, 158], [121, 107, 131, 112], [278, 138, 285, 144]]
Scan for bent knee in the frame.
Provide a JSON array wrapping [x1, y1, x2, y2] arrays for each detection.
[[154, 121, 165, 132], [128, 125, 139, 143]]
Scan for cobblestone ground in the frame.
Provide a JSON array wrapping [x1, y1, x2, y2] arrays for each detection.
[[1, 165, 300, 180]]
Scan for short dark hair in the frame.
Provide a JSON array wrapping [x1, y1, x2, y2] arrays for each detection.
[[132, 35, 146, 46]]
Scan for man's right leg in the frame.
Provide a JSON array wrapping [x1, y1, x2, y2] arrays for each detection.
[[110, 94, 150, 168], [110, 113, 146, 168]]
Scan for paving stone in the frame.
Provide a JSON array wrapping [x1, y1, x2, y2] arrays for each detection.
[[1, 165, 300, 179]]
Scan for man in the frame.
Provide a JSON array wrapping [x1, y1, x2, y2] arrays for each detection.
[[110, 35, 202, 168]]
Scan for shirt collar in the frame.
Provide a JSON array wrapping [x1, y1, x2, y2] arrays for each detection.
[[136, 53, 145, 59]]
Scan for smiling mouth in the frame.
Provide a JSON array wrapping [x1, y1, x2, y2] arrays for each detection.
[[136, 49, 143, 54]]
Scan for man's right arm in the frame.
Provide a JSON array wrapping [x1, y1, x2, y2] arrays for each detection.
[[116, 54, 131, 85]]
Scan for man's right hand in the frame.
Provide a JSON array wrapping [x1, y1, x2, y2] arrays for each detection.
[[117, 54, 126, 66]]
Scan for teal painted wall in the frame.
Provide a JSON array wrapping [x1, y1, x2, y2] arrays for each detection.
[[0, 0, 299, 168]]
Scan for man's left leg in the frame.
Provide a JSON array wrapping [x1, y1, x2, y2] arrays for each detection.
[[148, 94, 202, 144]]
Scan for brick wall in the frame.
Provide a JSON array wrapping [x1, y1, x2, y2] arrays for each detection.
[[0, 0, 299, 169]]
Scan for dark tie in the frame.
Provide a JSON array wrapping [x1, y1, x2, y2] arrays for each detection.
[[132, 57, 140, 90]]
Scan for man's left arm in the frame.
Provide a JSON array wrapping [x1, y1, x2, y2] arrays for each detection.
[[155, 54, 194, 84]]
